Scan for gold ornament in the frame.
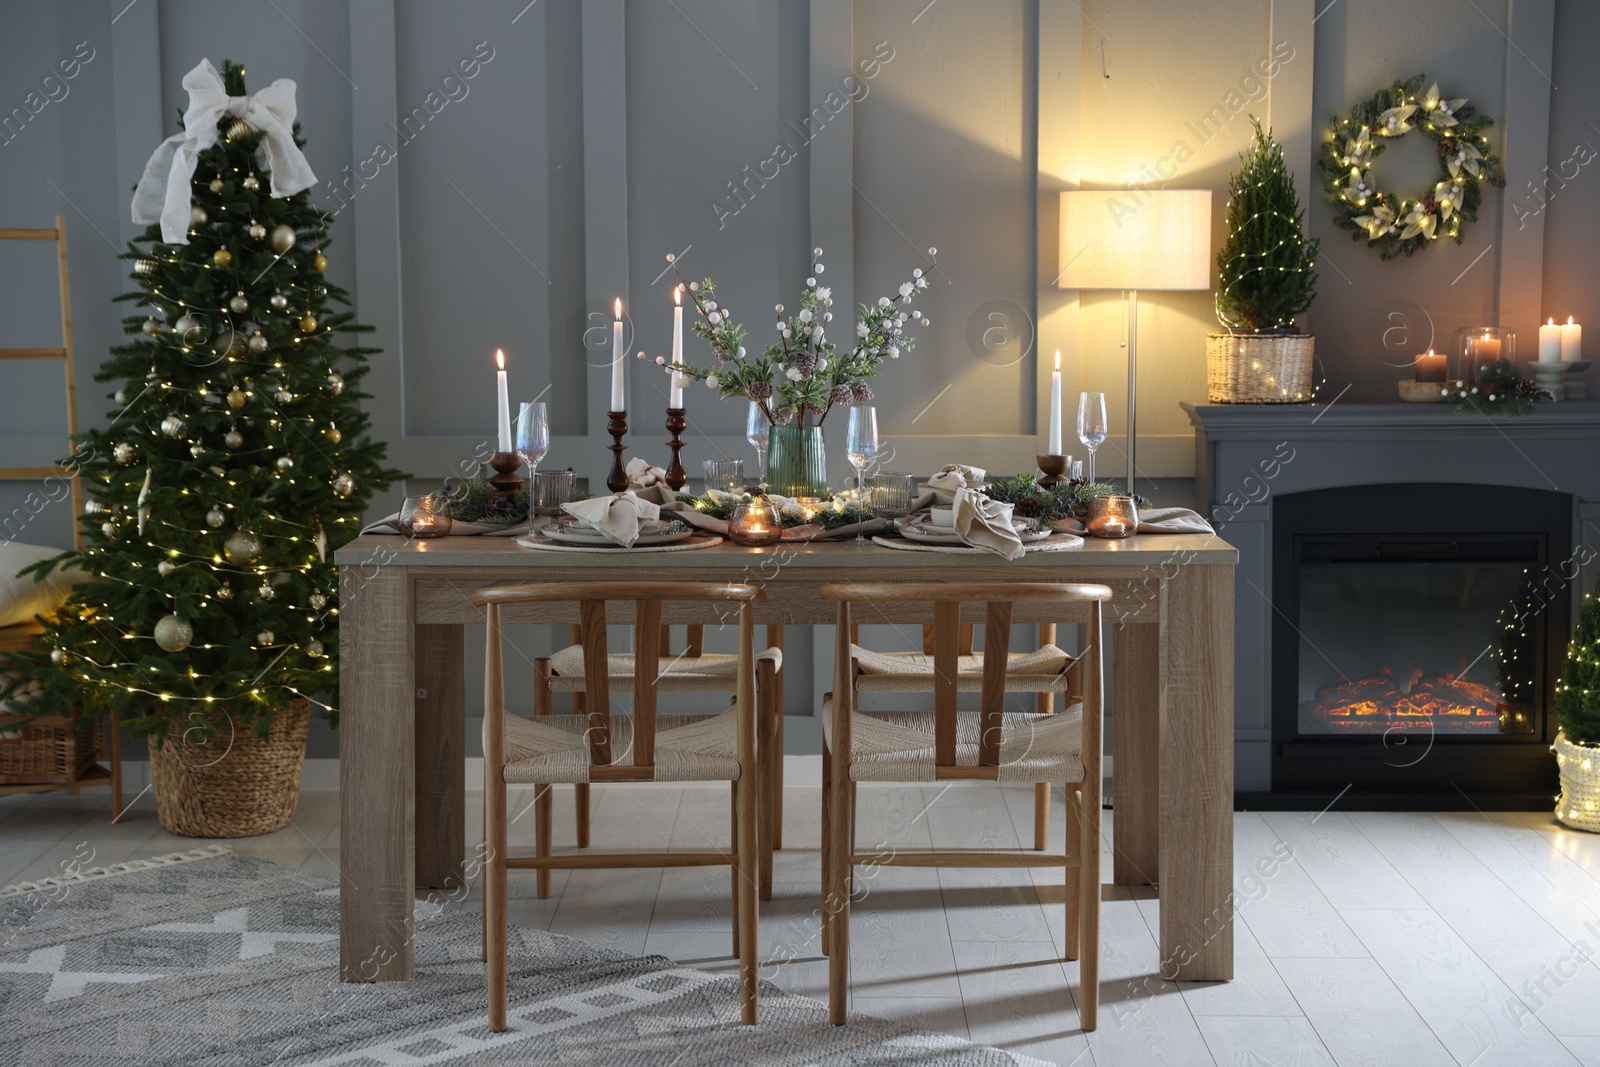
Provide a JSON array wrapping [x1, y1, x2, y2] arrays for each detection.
[[326, 372, 345, 395], [208, 177, 224, 193], [113, 443, 135, 465], [226, 118, 253, 140], [270, 224, 296, 253], [173, 314, 201, 340], [224, 530, 261, 565], [276, 455, 294, 471], [160, 415, 185, 437], [275, 389, 293, 404], [258, 583, 275, 601], [215, 584, 233, 600], [248, 221, 266, 240], [190, 444, 205, 458], [241, 175, 260, 192], [50, 648, 65, 665], [227, 389, 247, 409], [133, 259, 157, 276], [212, 248, 232, 267], [308, 591, 327, 610], [312, 251, 327, 272], [153, 614, 193, 652], [306, 639, 324, 658], [333, 473, 355, 497], [257, 630, 275, 645], [322, 426, 341, 443], [299, 312, 317, 333], [142, 317, 161, 336], [224, 430, 243, 449]]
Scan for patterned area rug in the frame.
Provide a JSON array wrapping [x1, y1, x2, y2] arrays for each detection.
[[1, 848, 1051, 1066]]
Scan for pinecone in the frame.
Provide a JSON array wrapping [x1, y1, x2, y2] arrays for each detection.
[[1516, 376, 1541, 400], [792, 353, 816, 380], [829, 383, 855, 406], [747, 380, 774, 402], [851, 381, 875, 403], [771, 407, 794, 426], [1013, 498, 1041, 518]]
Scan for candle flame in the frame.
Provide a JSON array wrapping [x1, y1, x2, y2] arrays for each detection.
[[1570, 315, 1577, 326], [495, 348, 504, 370], [614, 298, 622, 320], [674, 285, 682, 306], [1054, 348, 1060, 371], [1549, 317, 1557, 326]]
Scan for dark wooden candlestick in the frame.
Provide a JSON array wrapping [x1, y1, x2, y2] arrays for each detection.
[[606, 410, 629, 493], [664, 408, 688, 490], [1036, 453, 1068, 488], [488, 452, 524, 502]]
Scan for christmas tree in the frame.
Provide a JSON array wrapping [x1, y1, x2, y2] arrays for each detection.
[[1, 60, 403, 740], [1556, 579, 1600, 746], [1215, 117, 1319, 332]]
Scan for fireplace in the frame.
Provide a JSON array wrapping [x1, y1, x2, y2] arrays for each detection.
[[1270, 483, 1570, 807]]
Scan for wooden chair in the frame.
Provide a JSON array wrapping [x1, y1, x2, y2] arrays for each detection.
[[846, 621, 1083, 850], [475, 581, 762, 1030], [820, 581, 1109, 1030], [542, 622, 785, 898]]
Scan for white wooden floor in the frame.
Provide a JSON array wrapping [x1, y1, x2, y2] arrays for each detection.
[[5, 763, 1600, 1067]]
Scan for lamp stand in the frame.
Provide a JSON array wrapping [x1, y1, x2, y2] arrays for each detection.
[[1125, 289, 1139, 497]]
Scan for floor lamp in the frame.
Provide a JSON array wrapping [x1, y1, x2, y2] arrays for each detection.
[[1057, 190, 1211, 494]]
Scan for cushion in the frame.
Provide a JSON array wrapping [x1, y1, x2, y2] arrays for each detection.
[[0, 541, 85, 628]]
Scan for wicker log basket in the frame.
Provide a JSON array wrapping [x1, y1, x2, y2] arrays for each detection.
[[1555, 732, 1600, 833], [1206, 332, 1315, 404], [0, 714, 101, 784], [148, 697, 311, 837]]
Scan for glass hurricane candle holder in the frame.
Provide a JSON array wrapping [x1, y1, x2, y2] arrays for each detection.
[[1085, 494, 1138, 539], [533, 468, 577, 517], [727, 499, 782, 546], [1454, 326, 1516, 385], [868, 472, 917, 520], [703, 458, 745, 495], [794, 496, 824, 523], [399, 494, 452, 539]]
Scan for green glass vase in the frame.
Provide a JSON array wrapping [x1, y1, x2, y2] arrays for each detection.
[[765, 423, 827, 498]]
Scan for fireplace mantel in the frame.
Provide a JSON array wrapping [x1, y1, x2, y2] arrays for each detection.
[[1181, 401, 1600, 803]]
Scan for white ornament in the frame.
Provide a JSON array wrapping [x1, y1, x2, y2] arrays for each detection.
[[706, 374, 719, 388], [206, 508, 226, 527], [161, 415, 185, 437], [806, 277, 816, 287], [814, 263, 824, 274], [928, 246, 937, 256], [114, 443, 136, 465], [257, 630, 275, 645], [224, 430, 243, 449], [158, 560, 175, 577], [306, 639, 324, 657], [229, 292, 249, 313], [101, 521, 115, 538], [258, 583, 275, 601], [309, 592, 327, 610], [813, 246, 823, 256], [153, 614, 193, 652], [276, 455, 294, 471]]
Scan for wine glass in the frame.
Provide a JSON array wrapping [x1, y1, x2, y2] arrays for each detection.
[[515, 401, 549, 535], [845, 406, 879, 544], [1076, 392, 1108, 485], [746, 400, 769, 489]]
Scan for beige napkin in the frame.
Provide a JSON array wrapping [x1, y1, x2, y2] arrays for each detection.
[[952, 486, 1024, 560], [625, 457, 669, 489], [927, 464, 987, 495], [562, 490, 661, 547]]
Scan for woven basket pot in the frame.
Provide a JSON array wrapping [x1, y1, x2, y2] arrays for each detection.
[[1206, 332, 1315, 403], [1556, 732, 1600, 833], [148, 697, 311, 838]]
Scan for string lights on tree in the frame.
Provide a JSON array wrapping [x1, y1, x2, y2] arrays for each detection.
[[0, 60, 403, 741]]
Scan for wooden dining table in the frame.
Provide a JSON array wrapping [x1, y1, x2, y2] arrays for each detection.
[[335, 531, 1237, 984]]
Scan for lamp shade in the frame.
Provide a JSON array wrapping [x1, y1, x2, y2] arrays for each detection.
[[1057, 189, 1212, 290]]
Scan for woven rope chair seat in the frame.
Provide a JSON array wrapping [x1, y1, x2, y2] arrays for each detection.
[[850, 643, 1074, 694], [546, 646, 782, 693], [822, 699, 1084, 783], [500, 709, 740, 784]]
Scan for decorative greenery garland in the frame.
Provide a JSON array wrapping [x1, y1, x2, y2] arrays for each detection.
[[1320, 73, 1505, 260]]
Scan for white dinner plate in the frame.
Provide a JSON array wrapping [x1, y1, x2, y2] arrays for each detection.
[[542, 520, 695, 547], [901, 520, 1051, 545]]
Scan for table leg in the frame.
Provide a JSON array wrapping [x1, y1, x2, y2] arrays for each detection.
[[1159, 563, 1234, 982], [415, 624, 465, 891], [1112, 621, 1159, 885], [340, 562, 415, 981]]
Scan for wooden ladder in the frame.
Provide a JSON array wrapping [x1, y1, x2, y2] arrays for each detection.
[[0, 215, 83, 547]]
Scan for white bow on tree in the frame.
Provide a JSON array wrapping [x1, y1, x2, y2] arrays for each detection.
[[131, 59, 318, 245]]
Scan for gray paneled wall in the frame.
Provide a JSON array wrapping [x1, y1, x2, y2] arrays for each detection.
[[0, 0, 1593, 762]]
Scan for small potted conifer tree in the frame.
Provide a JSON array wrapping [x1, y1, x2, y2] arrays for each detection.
[[1555, 577, 1600, 832], [1207, 117, 1319, 403]]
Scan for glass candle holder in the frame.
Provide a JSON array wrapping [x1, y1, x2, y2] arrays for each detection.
[[1454, 326, 1516, 385], [703, 458, 745, 495], [727, 499, 782, 546], [868, 472, 917, 519], [794, 496, 824, 523], [1085, 494, 1138, 539], [399, 494, 452, 539], [533, 468, 577, 517]]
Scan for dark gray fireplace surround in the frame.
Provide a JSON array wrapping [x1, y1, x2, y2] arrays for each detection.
[[1183, 402, 1600, 809]]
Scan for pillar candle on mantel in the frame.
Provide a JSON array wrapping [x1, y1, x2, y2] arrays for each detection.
[[611, 299, 625, 411], [1415, 348, 1446, 382], [1047, 348, 1063, 455], [495, 349, 511, 452], [1539, 318, 1563, 363], [1562, 316, 1582, 363], [1469, 330, 1501, 373], [670, 286, 684, 408]]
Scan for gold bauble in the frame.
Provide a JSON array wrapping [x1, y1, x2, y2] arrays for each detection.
[[225, 118, 253, 141], [212, 248, 232, 267], [322, 426, 341, 443], [133, 258, 157, 276], [223, 530, 261, 565], [299, 313, 317, 333], [227, 389, 247, 409], [312, 251, 327, 271], [153, 614, 193, 653]]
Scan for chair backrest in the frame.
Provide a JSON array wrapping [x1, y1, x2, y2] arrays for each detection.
[[473, 582, 761, 770], [820, 582, 1111, 770]]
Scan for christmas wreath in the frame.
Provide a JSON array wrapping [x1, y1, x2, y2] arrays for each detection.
[[1320, 73, 1504, 260]]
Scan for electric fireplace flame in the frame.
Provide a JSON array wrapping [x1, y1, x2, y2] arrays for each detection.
[[1303, 667, 1515, 733]]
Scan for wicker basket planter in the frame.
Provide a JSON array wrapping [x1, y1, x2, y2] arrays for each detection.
[[1206, 332, 1315, 403], [148, 697, 311, 838], [1556, 732, 1600, 833], [0, 714, 101, 784]]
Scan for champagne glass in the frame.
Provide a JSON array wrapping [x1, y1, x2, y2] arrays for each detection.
[[746, 400, 769, 489], [1076, 392, 1108, 485], [515, 401, 549, 535], [845, 405, 879, 544]]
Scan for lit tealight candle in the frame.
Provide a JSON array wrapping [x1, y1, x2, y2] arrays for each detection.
[[1414, 348, 1446, 382]]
